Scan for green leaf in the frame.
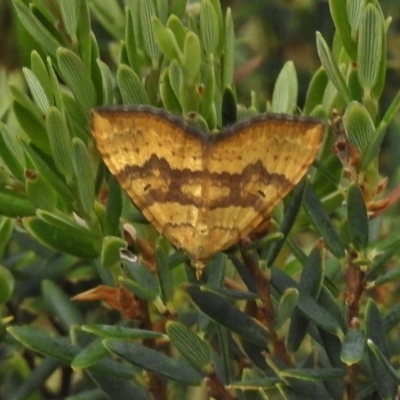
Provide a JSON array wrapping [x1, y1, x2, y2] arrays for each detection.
[[0, 123, 25, 182], [58, 0, 80, 37], [151, 16, 183, 62], [23, 215, 100, 259], [200, 0, 219, 54], [22, 67, 50, 114], [117, 64, 150, 105], [120, 250, 159, 301], [82, 324, 164, 340], [287, 241, 324, 351], [340, 328, 365, 365], [100, 236, 127, 270], [166, 321, 212, 374], [343, 101, 377, 170], [139, 0, 160, 60], [271, 267, 342, 336], [347, 184, 368, 250], [13, 0, 61, 57], [357, 4, 383, 91], [271, 61, 298, 114], [347, 0, 367, 39], [103, 340, 203, 386], [23, 143, 74, 205], [46, 107, 73, 179], [316, 32, 352, 104], [41, 279, 84, 330], [103, 175, 123, 236], [0, 265, 15, 304], [365, 299, 398, 399], [155, 240, 174, 303], [303, 185, 345, 258], [72, 338, 108, 370], [304, 67, 329, 115], [222, 8, 235, 89], [166, 15, 186, 50], [57, 48, 97, 111], [182, 32, 201, 84], [281, 367, 344, 381], [13, 101, 50, 154], [7, 326, 77, 362], [25, 169, 57, 211], [0, 188, 36, 217], [72, 137, 95, 215], [97, 59, 114, 105], [186, 285, 269, 346], [274, 288, 299, 331], [329, 0, 357, 60]]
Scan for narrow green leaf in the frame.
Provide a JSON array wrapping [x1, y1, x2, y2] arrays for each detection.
[[316, 32, 352, 104], [155, 241, 174, 303], [117, 64, 150, 105], [23, 67, 50, 114], [72, 338, 108, 370], [139, 0, 160, 60], [23, 215, 100, 259], [30, 51, 53, 107], [0, 218, 14, 259], [76, 0, 92, 70], [160, 67, 182, 113], [329, 0, 357, 59], [104, 175, 123, 236], [182, 32, 201, 83], [166, 15, 186, 50], [0, 188, 36, 217], [357, 4, 383, 91], [82, 324, 164, 340], [57, 48, 96, 111], [222, 7, 235, 89], [186, 285, 269, 346], [366, 344, 398, 399], [0, 123, 25, 181], [347, 0, 367, 39], [0, 265, 15, 304], [303, 185, 345, 258], [200, 0, 219, 54], [42, 279, 84, 330], [7, 326, 77, 362], [367, 339, 400, 384], [287, 242, 324, 351], [304, 68, 329, 115], [103, 340, 203, 386], [281, 367, 344, 381], [13, 0, 61, 57], [271, 61, 298, 114], [271, 267, 342, 336], [23, 143, 74, 205], [100, 236, 126, 270], [151, 16, 183, 62], [343, 101, 377, 170], [46, 107, 73, 179], [347, 184, 369, 250], [97, 59, 114, 105], [13, 101, 50, 154], [120, 250, 159, 301], [25, 169, 57, 211], [166, 321, 212, 374], [274, 288, 299, 331], [72, 137, 95, 215], [58, 0, 80, 37]]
